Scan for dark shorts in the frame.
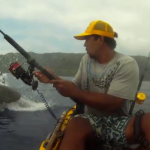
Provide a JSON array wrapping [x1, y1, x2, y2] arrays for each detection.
[[73, 114, 132, 147]]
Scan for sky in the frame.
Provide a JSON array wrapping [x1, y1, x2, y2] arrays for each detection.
[[0, 0, 150, 56]]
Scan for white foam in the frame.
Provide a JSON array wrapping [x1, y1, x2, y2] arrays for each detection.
[[5, 97, 55, 112], [0, 72, 8, 86], [2, 73, 7, 77]]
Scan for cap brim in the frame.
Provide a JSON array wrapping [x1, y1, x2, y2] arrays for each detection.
[[74, 33, 92, 40]]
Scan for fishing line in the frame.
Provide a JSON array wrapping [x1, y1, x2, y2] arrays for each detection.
[[36, 89, 58, 121]]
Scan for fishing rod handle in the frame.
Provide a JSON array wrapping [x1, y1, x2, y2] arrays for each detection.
[[5, 34, 55, 80], [2, 33, 30, 59], [35, 64, 55, 80]]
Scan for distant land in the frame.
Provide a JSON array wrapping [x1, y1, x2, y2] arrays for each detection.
[[0, 52, 150, 81]]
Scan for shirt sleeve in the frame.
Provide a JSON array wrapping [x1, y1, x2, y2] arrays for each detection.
[[107, 57, 139, 100], [72, 59, 83, 89]]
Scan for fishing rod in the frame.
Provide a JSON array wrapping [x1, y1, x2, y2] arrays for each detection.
[[0, 30, 55, 80], [0, 29, 84, 117], [129, 52, 150, 115], [0, 29, 58, 120]]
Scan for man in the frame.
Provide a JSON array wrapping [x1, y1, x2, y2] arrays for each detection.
[[33, 20, 150, 150]]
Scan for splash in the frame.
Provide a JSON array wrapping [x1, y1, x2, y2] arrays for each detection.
[[5, 97, 56, 112], [0, 72, 6, 85]]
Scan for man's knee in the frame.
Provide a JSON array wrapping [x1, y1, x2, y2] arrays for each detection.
[[64, 116, 93, 139]]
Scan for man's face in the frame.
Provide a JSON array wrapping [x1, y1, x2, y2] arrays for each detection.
[[84, 35, 103, 59]]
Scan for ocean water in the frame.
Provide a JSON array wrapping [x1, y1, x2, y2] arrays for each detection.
[[0, 73, 150, 150]]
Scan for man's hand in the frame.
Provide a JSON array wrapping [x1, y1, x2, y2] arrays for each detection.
[[33, 68, 61, 83], [51, 80, 79, 97]]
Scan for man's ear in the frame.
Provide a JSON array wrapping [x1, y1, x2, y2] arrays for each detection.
[[99, 36, 104, 44]]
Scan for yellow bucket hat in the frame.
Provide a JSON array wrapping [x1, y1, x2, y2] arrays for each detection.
[[74, 20, 117, 40]]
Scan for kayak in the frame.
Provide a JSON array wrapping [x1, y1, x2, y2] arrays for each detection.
[[39, 105, 76, 150], [39, 92, 146, 150]]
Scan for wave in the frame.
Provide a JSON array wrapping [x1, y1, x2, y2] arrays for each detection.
[[5, 97, 56, 112]]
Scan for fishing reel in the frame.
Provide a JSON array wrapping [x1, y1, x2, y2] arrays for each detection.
[[9, 62, 38, 90]]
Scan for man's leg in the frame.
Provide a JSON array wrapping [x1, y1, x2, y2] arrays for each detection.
[[58, 112, 150, 150], [58, 116, 94, 150], [125, 112, 150, 149]]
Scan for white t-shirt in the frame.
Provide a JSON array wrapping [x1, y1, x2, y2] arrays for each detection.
[[73, 52, 139, 116]]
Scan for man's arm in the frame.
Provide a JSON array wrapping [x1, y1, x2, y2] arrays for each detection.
[[72, 90, 124, 112], [71, 58, 139, 112]]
